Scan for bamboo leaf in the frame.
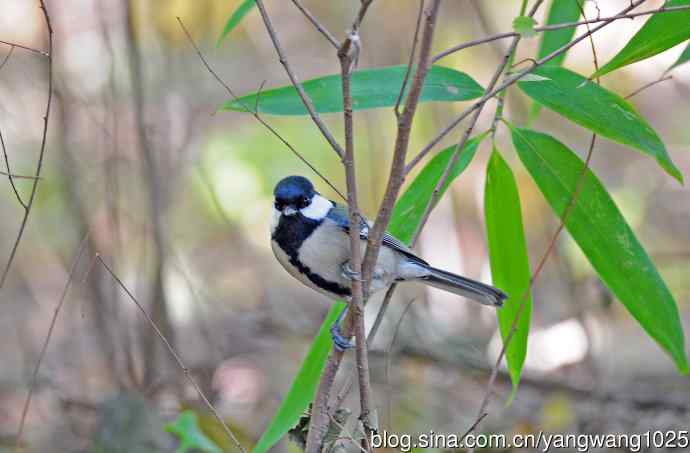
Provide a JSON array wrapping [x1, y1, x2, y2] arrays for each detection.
[[594, 0, 690, 77], [518, 66, 683, 183], [222, 65, 484, 115], [217, 0, 256, 45], [511, 126, 688, 374], [484, 149, 532, 399]]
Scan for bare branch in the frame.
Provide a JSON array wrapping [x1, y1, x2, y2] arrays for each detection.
[[98, 255, 248, 453], [394, 0, 425, 118], [625, 75, 673, 99], [176, 17, 346, 201], [432, 2, 690, 63], [0, 45, 15, 71], [290, 0, 340, 49], [406, 0, 647, 175], [16, 233, 90, 448], [254, 0, 345, 159], [0, 124, 27, 208], [0, 39, 48, 57], [1, 0, 54, 288]]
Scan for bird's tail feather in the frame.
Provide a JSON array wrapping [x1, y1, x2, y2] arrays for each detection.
[[420, 266, 507, 307]]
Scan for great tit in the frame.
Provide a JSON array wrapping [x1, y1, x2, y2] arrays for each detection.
[[270, 175, 506, 349]]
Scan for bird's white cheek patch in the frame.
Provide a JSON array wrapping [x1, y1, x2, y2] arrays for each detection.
[[301, 194, 332, 220], [271, 207, 281, 233]]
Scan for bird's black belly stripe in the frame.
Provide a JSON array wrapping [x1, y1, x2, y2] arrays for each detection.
[[272, 212, 351, 297]]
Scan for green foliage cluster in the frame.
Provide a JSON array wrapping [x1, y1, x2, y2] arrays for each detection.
[[204, 1, 690, 451]]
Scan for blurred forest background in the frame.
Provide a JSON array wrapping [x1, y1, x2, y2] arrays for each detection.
[[1, 0, 689, 451]]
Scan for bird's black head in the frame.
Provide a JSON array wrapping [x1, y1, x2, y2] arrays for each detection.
[[273, 176, 316, 214]]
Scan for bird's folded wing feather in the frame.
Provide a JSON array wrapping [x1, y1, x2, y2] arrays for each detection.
[[326, 203, 428, 265]]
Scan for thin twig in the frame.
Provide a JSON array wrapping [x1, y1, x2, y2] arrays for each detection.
[[98, 255, 248, 453], [467, 5, 602, 445], [290, 0, 339, 49], [254, 0, 345, 159], [0, 40, 48, 57], [15, 233, 90, 449], [176, 17, 346, 201], [360, 0, 442, 290], [1, 0, 54, 288], [0, 45, 15, 71], [305, 31, 375, 453], [625, 75, 673, 99], [405, 0, 647, 175], [0, 125, 27, 208], [432, 2, 690, 63], [352, 0, 376, 31], [394, 0, 425, 119], [384, 298, 414, 430]]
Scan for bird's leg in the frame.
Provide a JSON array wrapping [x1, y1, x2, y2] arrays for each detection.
[[340, 260, 362, 281], [330, 304, 354, 351]]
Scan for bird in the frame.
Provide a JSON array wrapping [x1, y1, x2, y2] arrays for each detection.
[[270, 175, 507, 350]]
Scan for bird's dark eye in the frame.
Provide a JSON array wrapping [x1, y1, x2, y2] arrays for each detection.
[[300, 196, 310, 209]]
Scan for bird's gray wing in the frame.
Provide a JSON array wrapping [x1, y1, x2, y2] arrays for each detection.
[[326, 202, 428, 265]]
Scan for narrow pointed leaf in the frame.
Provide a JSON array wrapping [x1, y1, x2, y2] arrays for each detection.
[[254, 134, 489, 451], [529, 0, 583, 123], [669, 41, 690, 71], [222, 65, 484, 115], [390, 133, 488, 243], [253, 302, 345, 453], [518, 66, 683, 183], [511, 126, 688, 374], [593, 0, 690, 77], [484, 149, 532, 398], [217, 0, 256, 45]]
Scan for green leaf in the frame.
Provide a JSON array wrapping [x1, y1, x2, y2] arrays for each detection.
[[510, 126, 688, 374], [166, 411, 222, 453], [593, 0, 690, 77], [217, 0, 256, 45], [538, 0, 583, 66], [389, 133, 488, 244], [513, 16, 538, 38], [484, 149, 532, 400], [529, 0, 583, 123], [222, 65, 484, 115], [518, 66, 683, 183], [254, 134, 489, 452], [669, 41, 690, 71], [253, 302, 346, 453]]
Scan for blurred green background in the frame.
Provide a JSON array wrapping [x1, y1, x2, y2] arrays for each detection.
[[0, 0, 689, 451]]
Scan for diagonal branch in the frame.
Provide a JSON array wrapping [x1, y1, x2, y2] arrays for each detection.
[[98, 255, 248, 453], [1, 0, 54, 288], [176, 17, 346, 201], [290, 0, 340, 49], [405, 0, 647, 175], [254, 0, 345, 159]]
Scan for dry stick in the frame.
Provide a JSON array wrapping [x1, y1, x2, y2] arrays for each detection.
[[0, 40, 48, 57], [97, 255, 247, 453], [0, 125, 27, 209], [290, 0, 340, 49], [0, 0, 53, 289], [466, 7, 602, 448], [0, 45, 15, 71], [254, 0, 345, 159], [405, 0, 647, 175], [384, 298, 414, 430], [394, 0, 426, 119], [15, 233, 90, 450], [625, 75, 673, 99], [176, 18, 345, 201], [466, 134, 598, 449], [310, 3, 443, 448], [431, 2, 690, 63], [360, 0, 442, 289]]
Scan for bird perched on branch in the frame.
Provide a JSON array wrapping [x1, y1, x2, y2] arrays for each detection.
[[270, 175, 506, 350]]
